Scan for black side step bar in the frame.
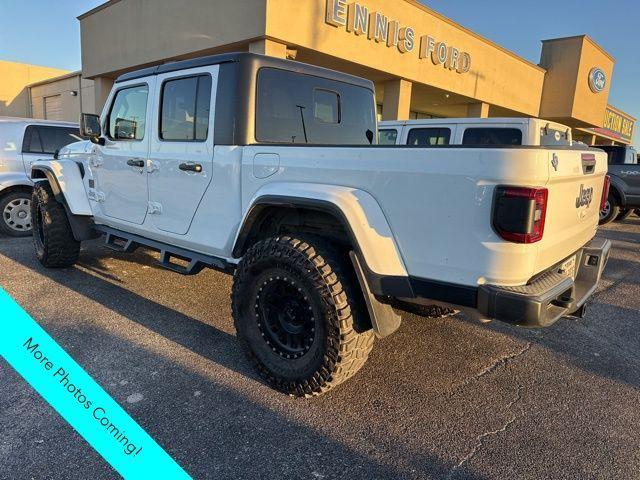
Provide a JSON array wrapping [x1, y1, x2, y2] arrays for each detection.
[[94, 225, 235, 276]]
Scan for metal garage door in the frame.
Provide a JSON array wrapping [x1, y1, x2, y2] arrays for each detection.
[[44, 95, 62, 120]]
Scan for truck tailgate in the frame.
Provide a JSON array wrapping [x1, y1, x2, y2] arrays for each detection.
[[536, 149, 608, 274]]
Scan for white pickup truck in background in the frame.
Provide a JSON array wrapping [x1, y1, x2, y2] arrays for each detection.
[[379, 117, 573, 147], [31, 53, 611, 396]]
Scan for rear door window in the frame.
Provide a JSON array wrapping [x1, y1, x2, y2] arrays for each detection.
[[22, 126, 81, 154], [378, 129, 398, 145], [462, 128, 522, 146], [407, 128, 451, 146], [160, 75, 211, 141]]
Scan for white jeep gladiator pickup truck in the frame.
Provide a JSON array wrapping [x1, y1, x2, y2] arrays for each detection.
[[30, 53, 611, 397]]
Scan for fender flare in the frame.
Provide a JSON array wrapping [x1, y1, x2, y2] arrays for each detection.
[[31, 160, 97, 241], [0, 173, 33, 193], [233, 183, 412, 299], [608, 176, 627, 207]]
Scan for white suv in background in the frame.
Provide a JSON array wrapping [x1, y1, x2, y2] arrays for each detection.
[[0, 117, 81, 236], [379, 117, 573, 147]]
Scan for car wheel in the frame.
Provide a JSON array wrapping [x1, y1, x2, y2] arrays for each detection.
[[32, 182, 80, 268], [232, 235, 375, 397], [0, 190, 33, 237], [599, 193, 620, 225], [615, 209, 633, 221]]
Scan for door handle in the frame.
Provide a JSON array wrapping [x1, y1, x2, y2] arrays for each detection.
[[127, 158, 145, 168], [179, 163, 203, 173]]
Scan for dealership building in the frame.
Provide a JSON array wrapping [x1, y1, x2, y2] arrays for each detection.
[[3, 0, 636, 146]]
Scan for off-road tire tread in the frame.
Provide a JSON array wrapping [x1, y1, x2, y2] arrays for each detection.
[[32, 182, 80, 268], [232, 235, 374, 397]]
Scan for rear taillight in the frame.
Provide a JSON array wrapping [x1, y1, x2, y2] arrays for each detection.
[[493, 186, 548, 244], [600, 175, 611, 211]]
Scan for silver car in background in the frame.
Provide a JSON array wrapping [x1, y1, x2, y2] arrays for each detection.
[[0, 117, 81, 236]]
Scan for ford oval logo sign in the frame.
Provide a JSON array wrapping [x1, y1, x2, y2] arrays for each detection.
[[588, 67, 607, 93]]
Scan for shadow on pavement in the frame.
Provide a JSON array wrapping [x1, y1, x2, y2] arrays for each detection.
[[1, 238, 482, 480]]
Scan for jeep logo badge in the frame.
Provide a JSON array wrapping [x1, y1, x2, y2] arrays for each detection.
[[576, 184, 594, 208]]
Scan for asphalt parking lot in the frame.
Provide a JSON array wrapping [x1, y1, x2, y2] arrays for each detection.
[[1, 218, 639, 480]]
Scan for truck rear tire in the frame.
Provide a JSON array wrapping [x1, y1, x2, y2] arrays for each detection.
[[232, 235, 374, 397], [599, 193, 620, 225], [0, 190, 33, 237], [31, 182, 80, 268], [615, 209, 633, 221]]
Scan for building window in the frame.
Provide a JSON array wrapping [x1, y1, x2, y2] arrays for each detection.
[[407, 128, 451, 146], [108, 85, 149, 141], [462, 128, 522, 146], [160, 75, 212, 141]]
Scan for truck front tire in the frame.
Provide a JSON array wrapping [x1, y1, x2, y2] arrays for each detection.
[[232, 236, 374, 397], [599, 193, 620, 225], [31, 182, 80, 268], [0, 190, 33, 237]]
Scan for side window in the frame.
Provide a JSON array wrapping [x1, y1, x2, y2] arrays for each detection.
[[108, 85, 149, 141], [462, 128, 522, 146], [314, 89, 340, 124], [38, 127, 82, 154], [626, 149, 637, 165], [378, 129, 398, 145], [22, 126, 43, 153], [407, 128, 451, 146], [160, 75, 212, 141]]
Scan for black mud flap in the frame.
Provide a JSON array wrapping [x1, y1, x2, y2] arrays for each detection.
[[349, 251, 402, 338]]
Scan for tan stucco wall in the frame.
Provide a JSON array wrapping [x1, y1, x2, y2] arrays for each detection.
[[80, 0, 269, 78], [0, 61, 69, 117], [30, 74, 96, 122], [265, 0, 546, 116], [539, 36, 614, 127]]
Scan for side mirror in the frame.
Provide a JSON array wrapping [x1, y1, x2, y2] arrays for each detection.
[[80, 113, 104, 145], [366, 129, 375, 145]]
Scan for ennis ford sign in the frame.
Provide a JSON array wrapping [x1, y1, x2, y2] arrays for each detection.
[[325, 0, 472, 74]]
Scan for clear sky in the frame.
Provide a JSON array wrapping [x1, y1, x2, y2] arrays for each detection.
[[0, 0, 637, 146]]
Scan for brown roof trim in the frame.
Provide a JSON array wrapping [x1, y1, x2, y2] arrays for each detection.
[[27, 70, 82, 88], [401, 0, 546, 72], [78, 0, 121, 20], [541, 34, 615, 62]]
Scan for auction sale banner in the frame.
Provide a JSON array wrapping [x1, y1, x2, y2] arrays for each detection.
[[0, 288, 191, 479]]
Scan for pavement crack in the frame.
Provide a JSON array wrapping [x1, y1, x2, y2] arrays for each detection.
[[449, 342, 531, 396], [447, 385, 523, 479]]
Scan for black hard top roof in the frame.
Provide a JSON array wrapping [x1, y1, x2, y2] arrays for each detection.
[[114, 52, 374, 90]]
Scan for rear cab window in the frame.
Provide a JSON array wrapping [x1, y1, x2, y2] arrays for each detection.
[[256, 68, 376, 145], [462, 128, 523, 146], [22, 125, 82, 154]]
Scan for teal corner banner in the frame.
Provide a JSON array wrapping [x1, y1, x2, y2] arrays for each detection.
[[0, 288, 191, 479]]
